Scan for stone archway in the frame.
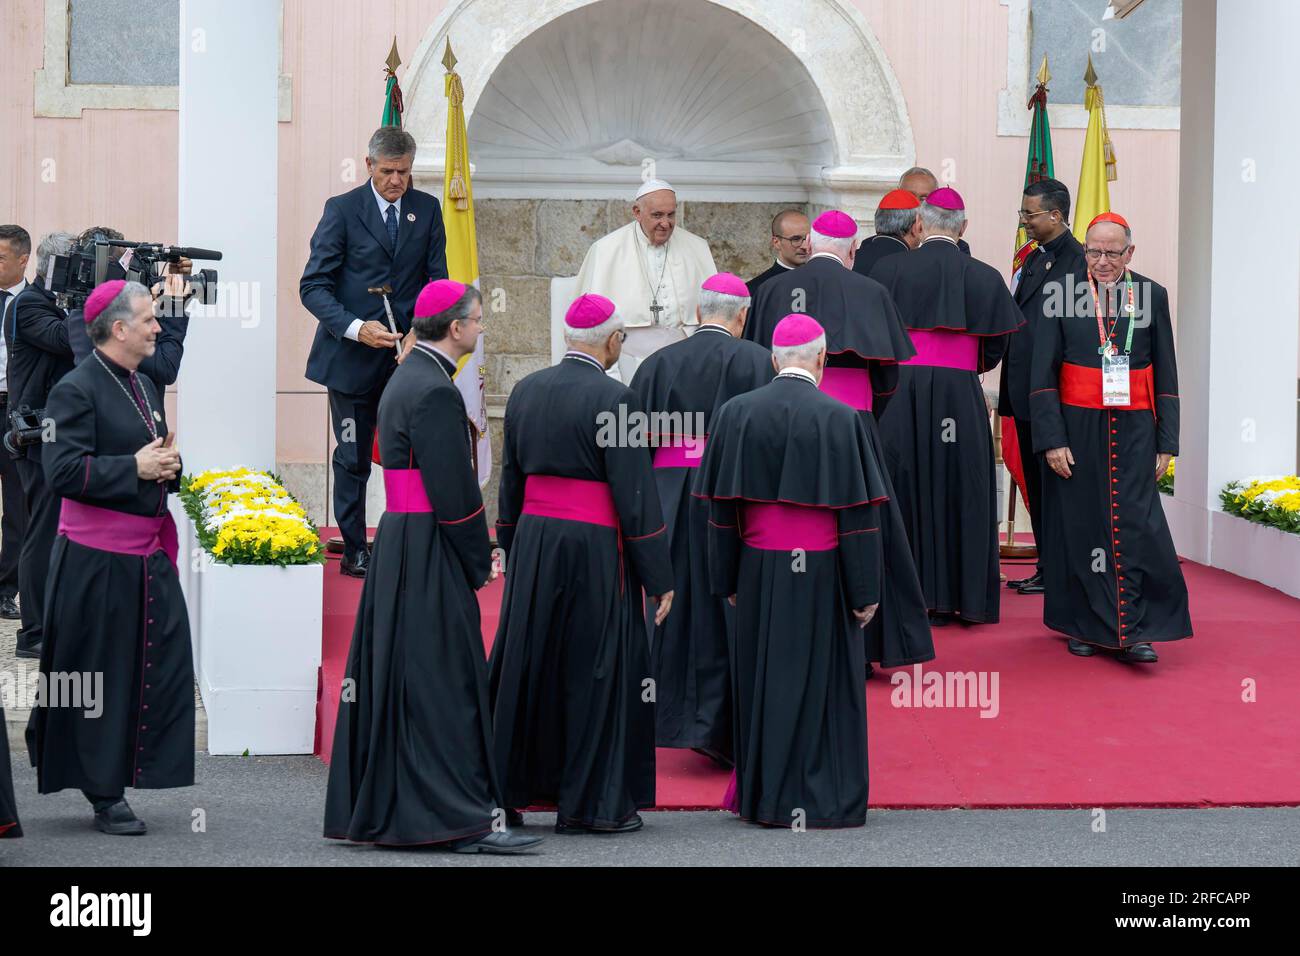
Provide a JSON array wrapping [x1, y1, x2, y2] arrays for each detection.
[[403, 0, 916, 219]]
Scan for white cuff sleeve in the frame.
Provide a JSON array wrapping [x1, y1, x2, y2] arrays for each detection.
[[344, 318, 364, 342]]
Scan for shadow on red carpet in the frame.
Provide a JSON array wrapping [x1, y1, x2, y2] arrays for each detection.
[[315, 530, 1300, 809]]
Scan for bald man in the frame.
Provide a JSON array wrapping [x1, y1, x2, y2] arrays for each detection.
[[574, 179, 717, 382], [746, 209, 810, 296], [898, 167, 971, 255]]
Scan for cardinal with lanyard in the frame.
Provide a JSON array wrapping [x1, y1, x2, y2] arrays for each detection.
[[28, 280, 189, 836], [1029, 212, 1190, 663]]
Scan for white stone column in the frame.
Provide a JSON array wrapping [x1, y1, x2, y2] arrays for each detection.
[[1169, 0, 1300, 564], [176, 0, 279, 472]]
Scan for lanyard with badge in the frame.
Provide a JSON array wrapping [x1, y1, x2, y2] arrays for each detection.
[[1089, 271, 1136, 406]]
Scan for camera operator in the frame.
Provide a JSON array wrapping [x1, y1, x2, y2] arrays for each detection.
[[66, 227, 193, 387], [4, 231, 77, 659], [0, 225, 31, 634]]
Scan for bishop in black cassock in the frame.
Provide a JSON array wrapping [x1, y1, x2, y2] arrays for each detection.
[[629, 273, 774, 764], [491, 294, 674, 834], [30, 280, 190, 835], [1030, 214, 1191, 662], [870, 189, 1023, 625], [746, 210, 934, 670], [697, 314, 888, 828], [324, 281, 540, 853]]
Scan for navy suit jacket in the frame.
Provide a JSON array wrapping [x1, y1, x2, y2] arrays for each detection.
[[300, 181, 448, 394]]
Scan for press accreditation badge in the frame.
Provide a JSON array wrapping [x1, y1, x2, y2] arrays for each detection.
[[1102, 353, 1130, 406]]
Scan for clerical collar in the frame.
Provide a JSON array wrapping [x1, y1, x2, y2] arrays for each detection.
[[632, 221, 669, 253], [773, 257, 796, 270], [875, 235, 909, 250], [1041, 228, 1071, 254], [563, 350, 607, 372], [776, 367, 817, 385], [921, 235, 959, 248], [810, 251, 844, 266], [413, 341, 457, 375], [92, 348, 136, 378], [694, 323, 732, 337]]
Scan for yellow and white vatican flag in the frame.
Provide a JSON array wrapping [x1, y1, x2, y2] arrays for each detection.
[[1072, 54, 1118, 244], [442, 40, 491, 485]]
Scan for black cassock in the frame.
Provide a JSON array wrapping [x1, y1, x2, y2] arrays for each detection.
[[852, 234, 910, 278], [490, 353, 674, 828], [1030, 270, 1191, 647], [629, 326, 774, 754], [32, 350, 193, 796], [870, 238, 1023, 623], [696, 374, 889, 827], [324, 344, 500, 846], [745, 261, 793, 298], [747, 255, 934, 667], [1, 703, 19, 838]]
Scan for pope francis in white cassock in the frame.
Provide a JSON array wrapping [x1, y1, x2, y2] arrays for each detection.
[[574, 179, 717, 381]]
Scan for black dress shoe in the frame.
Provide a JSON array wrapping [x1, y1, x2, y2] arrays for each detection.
[[1016, 577, 1046, 595], [1067, 638, 1097, 657], [1117, 642, 1158, 664], [927, 612, 949, 627], [450, 829, 543, 854], [14, 642, 41, 660], [340, 550, 370, 578], [1006, 570, 1041, 590], [0, 596, 19, 620], [94, 800, 147, 836], [555, 813, 644, 835]]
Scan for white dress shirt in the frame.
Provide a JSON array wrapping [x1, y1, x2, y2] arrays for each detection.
[[0, 278, 28, 392], [343, 183, 406, 343]]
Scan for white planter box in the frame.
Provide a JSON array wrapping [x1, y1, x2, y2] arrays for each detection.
[[187, 540, 323, 755], [1210, 510, 1300, 599]]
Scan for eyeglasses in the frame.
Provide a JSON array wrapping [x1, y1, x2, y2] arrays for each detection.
[[1084, 247, 1130, 261], [774, 234, 808, 244], [1017, 209, 1055, 221]]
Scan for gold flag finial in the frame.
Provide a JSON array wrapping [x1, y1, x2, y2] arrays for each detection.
[[1036, 54, 1051, 87], [1083, 54, 1098, 88], [442, 39, 458, 73], [385, 37, 401, 75]]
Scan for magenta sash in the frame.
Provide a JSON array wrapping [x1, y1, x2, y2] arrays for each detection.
[[653, 436, 707, 469], [901, 329, 979, 371], [383, 468, 433, 513], [59, 499, 178, 566], [740, 501, 837, 551], [819, 367, 873, 411], [522, 475, 618, 528]]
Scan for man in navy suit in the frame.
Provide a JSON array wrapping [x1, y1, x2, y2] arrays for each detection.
[[300, 126, 448, 576]]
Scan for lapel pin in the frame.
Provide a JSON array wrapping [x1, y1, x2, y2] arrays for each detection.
[[407, 212, 416, 222], [1045, 261, 1053, 271]]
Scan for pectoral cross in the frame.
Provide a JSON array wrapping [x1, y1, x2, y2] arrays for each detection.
[[649, 300, 664, 323]]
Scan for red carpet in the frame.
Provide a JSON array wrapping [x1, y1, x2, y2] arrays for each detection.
[[316, 532, 1300, 808]]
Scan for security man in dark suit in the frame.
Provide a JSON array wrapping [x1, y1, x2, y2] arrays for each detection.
[[998, 178, 1086, 594], [5, 231, 76, 658], [300, 126, 448, 577]]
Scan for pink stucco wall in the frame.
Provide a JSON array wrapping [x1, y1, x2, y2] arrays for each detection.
[[1, 0, 1183, 465]]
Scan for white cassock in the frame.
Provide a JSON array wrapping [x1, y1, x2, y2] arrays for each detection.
[[574, 220, 717, 382]]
